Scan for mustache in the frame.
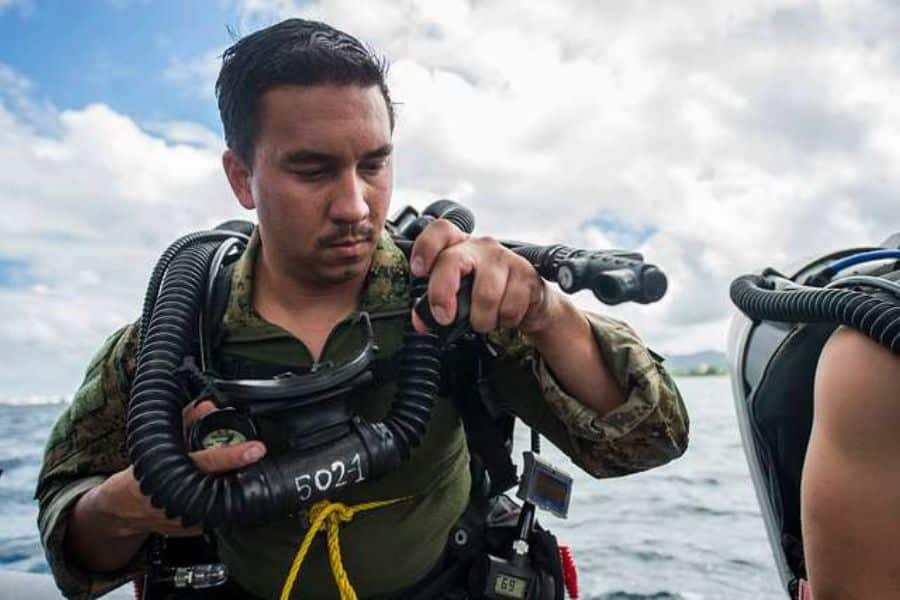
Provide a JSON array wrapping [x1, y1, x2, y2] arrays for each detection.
[[317, 222, 376, 248]]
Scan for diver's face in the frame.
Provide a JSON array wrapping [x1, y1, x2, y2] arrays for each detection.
[[226, 84, 393, 287]]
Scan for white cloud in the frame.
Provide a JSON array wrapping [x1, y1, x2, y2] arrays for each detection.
[[0, 70, 248, 394], [7, 0, 900, 392], [229, 0, 900, 354], [144, 119, 225, 151]]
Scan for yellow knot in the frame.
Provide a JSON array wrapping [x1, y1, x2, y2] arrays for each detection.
[[310, 500, 354, 527], [279, 497, 412, 600]]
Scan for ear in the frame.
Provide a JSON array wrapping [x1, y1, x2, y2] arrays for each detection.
[[222, 150, 255, 210]]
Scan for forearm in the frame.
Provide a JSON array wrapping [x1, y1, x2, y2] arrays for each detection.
[[510, 296, 688, 477], [64, 478, 149, 572], [525, 290, 626, 415]]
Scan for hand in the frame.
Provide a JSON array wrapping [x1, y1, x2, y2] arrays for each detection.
[[93, 399, 267, 537], [409, 218, 554, 335]]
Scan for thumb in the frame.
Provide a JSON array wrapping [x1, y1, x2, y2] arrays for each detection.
[[190, 441, 267, 474]]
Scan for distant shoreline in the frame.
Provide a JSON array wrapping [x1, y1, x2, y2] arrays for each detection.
[[669, 367, 729, 377]]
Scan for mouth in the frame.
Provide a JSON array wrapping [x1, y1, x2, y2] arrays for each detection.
[[326, 239, 370, 259]]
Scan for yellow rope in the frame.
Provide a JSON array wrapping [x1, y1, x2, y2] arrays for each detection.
[[279, 496, 411, 600]]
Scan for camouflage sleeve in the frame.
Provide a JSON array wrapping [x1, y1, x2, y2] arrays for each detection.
[[486, 311, 689, 477], [34, 323, 146, 599]]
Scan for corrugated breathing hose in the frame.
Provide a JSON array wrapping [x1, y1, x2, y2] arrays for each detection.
[[730, 274, 900, 354], [127, 202, 474, 527]]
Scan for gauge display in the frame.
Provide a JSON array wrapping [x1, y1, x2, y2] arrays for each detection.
[[517, 451, 573, 518], [201, 427, 248, 448], [493, 573, 528, 599], [188, 408, 257, 452], [533, 470, 569, 507]]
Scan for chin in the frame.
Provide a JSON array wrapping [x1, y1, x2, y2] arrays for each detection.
[[320, 265, 366, 285]]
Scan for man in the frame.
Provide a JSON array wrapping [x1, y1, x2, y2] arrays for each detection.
[[801, 327, 900, 599], [36, 18, 689, 599]]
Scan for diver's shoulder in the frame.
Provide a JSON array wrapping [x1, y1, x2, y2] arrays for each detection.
[[819, 326, 898, 378], [814, 326, 900, 438]]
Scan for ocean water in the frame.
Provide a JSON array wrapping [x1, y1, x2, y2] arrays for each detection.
[[0, 376, 785, 599]]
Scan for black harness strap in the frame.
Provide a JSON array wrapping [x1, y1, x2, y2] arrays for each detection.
[[443, 339, 519, 497]]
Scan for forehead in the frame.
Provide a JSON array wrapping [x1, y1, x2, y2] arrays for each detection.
[[255, 84, 391, 158]]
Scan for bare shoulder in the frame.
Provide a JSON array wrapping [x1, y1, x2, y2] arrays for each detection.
[[819, 325, 899, 379], [814, 326, 900, 447]]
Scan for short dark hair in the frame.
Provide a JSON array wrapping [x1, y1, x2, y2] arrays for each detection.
[[216, 19, 394, 166]]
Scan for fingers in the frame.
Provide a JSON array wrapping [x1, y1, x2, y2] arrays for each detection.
[[497, 262, 536, 330], [469, 252, 541, 333], [107, 440, 265, 538], [103, 467, 204, 537], [137, 438, 266, 533], [190, 441, 267, 474], [161, 523, 204, 537], [183, 399, 217, 430], [410, 218, 468, 277], [469, 260, 508, 333], [416, 234, 544, 334], [427, 248, 475, 325]]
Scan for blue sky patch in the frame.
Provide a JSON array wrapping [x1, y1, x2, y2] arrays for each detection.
[[0, 0, 259, 133], [579, 216, 659, 247], [0, 257, 34, 289]]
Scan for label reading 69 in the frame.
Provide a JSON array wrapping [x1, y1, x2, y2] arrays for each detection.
[[294, 453, 365, 501]]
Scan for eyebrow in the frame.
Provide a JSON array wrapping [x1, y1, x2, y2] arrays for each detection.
[[282, 144, 393, 165], [363, 144, 394, 160]]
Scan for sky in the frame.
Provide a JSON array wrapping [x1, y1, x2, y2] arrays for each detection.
[[1, 0, 899, 396]]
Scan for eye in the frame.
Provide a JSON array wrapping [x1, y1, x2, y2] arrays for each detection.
[[359, 159, 387, 175], [292, 167, 328, 180]]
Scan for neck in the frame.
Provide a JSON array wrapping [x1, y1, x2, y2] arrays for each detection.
[[253, 245, 369, 327]]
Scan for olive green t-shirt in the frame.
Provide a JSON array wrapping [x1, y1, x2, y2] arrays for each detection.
[[211, 242, 470, 597]]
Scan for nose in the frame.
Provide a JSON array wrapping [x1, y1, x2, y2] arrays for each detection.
[[329, 168, 370, 224]]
